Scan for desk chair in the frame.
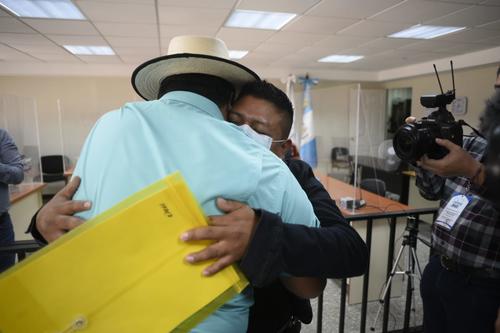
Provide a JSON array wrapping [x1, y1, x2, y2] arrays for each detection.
[[40, 155, 70, 196], [329, 147, 352, 183], [360, 178, 387, 197]]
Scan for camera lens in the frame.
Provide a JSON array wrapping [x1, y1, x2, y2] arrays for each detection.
[[393, 124, 419, 162]]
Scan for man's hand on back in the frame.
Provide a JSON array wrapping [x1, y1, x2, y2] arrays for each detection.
[[36, 176, 91, 243], [180, 198, 259, 276]]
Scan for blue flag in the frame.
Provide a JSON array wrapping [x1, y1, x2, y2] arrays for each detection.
[[299, 76, 318, 168]]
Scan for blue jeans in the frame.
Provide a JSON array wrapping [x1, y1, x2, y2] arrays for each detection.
[[0, 212, 15, 273], [420, 255, 500, 333]]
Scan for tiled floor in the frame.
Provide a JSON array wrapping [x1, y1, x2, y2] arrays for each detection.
[[301, 223, 432, 333]]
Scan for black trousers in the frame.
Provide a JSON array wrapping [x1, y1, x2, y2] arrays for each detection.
[[420, 255, 500, 333], [0, 212, 15, 273]]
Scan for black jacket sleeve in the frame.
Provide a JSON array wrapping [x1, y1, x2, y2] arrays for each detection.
[[240, 159, 368, 287], [26, 209, 48, 244]]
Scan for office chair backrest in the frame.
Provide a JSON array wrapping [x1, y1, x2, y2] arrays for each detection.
[[360, 178, 386, 197], [331, 147, 349, 162], [40, 155, 65, 174]]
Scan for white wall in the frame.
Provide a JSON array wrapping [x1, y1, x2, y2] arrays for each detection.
[[0, 76, 138, 165]]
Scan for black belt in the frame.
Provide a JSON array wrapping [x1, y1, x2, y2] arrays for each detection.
[[440, 256, 500, 280]]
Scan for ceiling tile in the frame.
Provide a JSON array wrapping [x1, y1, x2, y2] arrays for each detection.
[[75, 1, 156, 23], [253, 42, 298, 55], [30, 52, 82, 62], [307, 0, 404, 19], [0, 33, 53, 45], [94, 22, 157, 38], [479, 35, 500, 44], [397, 39, 462, 53], [338, 20, 411, 37], [106, 36, 159, 48], [120, 54, 156, 64], [22, 19, 99, 35], [237, 0, 320, 14], [478, 19, 500, 30], [295, 46, 340, 61], [7, 43, 67, 54], [158, 7, 230, 25], [160, 25, 219, 39], [0, 17, 35, 33], [435, 27, 500, 43], [440, 42, 497, 54], [425, 0, 481, 4], [76, 0, 154, 2], [284, 16, 358, 34], [370, 0, 469, 24], [481, 0, 500, 5], [218, 39, 261, 51], [48, 34, 108, 46], [356, 37, 420, 51], [265, 31, 327, 47], [77, 55, 123, 63], [270, 54, 305, 66], [426, 5, 500, 27], [112, 47, 159, 56], [158, 0, 236, 8], [217, 27, 276, 43], [0, 44, 40, 61], [312, 35, 374, 50]]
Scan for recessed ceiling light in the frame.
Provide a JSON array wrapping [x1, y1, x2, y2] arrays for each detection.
[[228, 50, 248, 59], [388, 24, 466, 39], [225, 10, 296, 30], [318, 55, 364, 63], [64, 45, 115, 56], [0, 0, 85, 20]]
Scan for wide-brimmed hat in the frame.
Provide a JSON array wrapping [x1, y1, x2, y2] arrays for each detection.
[[131, 35, 260, 101]]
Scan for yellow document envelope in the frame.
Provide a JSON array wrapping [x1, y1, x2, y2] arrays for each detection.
[[0, 172, 248, 333]]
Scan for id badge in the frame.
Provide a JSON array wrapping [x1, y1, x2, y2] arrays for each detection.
[[435, 193, 471, 230]]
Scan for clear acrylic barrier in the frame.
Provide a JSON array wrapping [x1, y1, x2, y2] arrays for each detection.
[[0, 95, 42, 184], [58, 99, 106, 173]]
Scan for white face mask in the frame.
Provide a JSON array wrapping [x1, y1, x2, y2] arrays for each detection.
[[238, 124, 273, 150]]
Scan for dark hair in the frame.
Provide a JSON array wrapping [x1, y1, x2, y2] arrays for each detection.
[[480, 90, 500, 137], [237, 80, 294, 138], [158, 73, 235, 108]]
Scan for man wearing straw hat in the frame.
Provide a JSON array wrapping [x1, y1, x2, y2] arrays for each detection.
[[35, 36, 320, 332]]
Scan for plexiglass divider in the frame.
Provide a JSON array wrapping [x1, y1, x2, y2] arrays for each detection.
[[0, 95, 42, 185]]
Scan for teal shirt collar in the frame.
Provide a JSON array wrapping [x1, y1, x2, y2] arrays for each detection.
[[160, 91, 224, 121]]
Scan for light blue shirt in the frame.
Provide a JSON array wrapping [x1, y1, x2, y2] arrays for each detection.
[[73, 91, 319, 332]]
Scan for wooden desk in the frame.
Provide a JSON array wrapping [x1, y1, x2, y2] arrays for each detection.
[[315, 171, 409, 304], [64, 166, 75, 183], [9, 183, 46, 241]]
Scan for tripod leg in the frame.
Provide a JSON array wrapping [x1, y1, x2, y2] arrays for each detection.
[[403, 246, 415, 332], [370, 244, 406, 331], [411, 247, 423, 278]]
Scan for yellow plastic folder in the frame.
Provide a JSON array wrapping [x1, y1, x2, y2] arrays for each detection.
[[0, 172, 248, 333]]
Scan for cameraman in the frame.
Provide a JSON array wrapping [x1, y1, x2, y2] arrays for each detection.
[[409, 90, 500, 333]]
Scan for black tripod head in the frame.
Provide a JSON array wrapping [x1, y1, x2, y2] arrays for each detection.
[[405, 216, 419, 234]]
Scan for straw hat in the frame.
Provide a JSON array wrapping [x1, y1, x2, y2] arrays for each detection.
[[131, 35, 260, 101]]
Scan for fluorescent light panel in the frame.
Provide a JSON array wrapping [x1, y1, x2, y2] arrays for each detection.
[[388, 25, 466, 39], [228, 50, 248, 59], [0, 0, 85, 19], [64, 45, 114, 56], [318, 55, 364, 63], [225, 10, 296, 30]]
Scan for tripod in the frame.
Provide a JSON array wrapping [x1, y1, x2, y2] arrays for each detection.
[[370, 217, 427, 332]]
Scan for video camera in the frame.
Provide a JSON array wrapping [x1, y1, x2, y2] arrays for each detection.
[[393, 61, 463, 163]]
